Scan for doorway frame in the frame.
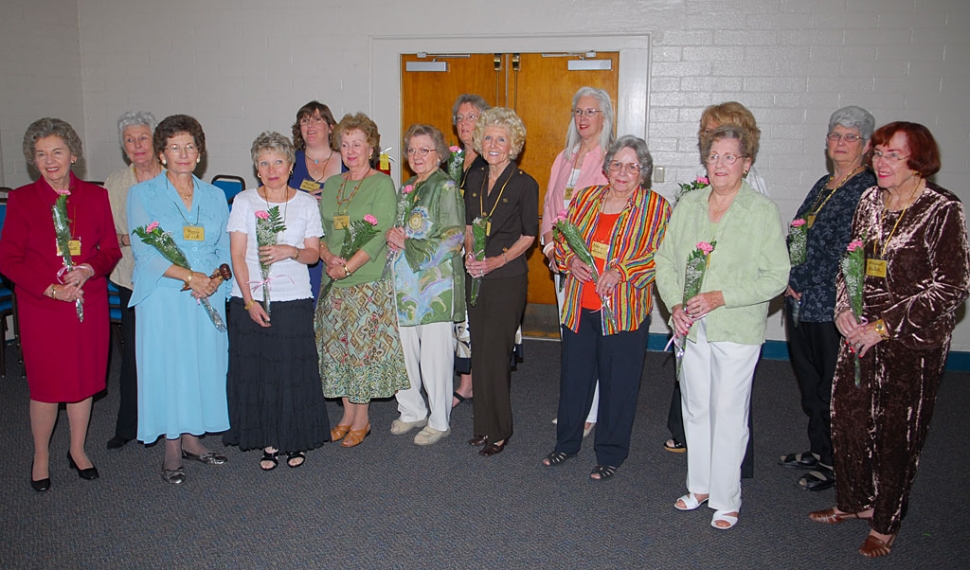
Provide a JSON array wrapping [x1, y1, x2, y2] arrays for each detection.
[[371, 33, 651, 185]]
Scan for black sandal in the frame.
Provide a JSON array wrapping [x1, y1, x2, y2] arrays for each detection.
[[260, 449, 279, 471], [799, 466, 835, 491], [542, 451, 576, 467], [590, 465, 617, 481], [286, 451, 306, 468]]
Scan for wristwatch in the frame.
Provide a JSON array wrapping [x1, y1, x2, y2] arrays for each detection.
[[873, 319, 890, 339]]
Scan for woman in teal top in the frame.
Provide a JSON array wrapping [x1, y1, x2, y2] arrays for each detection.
[[316, 112, 408, 448], [655, 124, 789, 530]]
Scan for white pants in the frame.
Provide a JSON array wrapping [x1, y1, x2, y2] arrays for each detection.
[[554, 272, 599, 423], [396, 322, 455, 432], [681, 319, 759, 512]]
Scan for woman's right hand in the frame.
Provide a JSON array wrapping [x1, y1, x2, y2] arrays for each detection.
[[785, 286, 801, 300], [51, 283, 84, 303], [247, 300, 271, 328], [834, 308, 862, 337], [568, 256, 593, 283], [671, 304, 694, 336], [187, 272, 218, 300]]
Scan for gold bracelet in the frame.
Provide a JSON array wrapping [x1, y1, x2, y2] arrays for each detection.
[[50, 285, 57, 299], [244, 299, 256, 311], [342, 264, 352, 278], [184, 272, 193, 286], [292, 248, 300, 261]]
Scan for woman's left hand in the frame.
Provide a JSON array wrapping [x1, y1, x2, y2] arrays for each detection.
[[62, 264, 94, 289], [386, 227, 406, 252], [595, 268, 622, 297], [258, 244, 298, 265], [685, 291, 725, 319], [844, 322, 883, 357], [466, 254, 498, 278]]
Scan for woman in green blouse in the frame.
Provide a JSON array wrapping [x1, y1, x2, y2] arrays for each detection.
[[316, 113, 408, 448]]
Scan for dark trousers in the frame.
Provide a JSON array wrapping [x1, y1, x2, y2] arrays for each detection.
[[785, 303, 840, 466], [467, 273, 526, 442], [113, 283, 138, 440], [667, 365, 755, 478], [556, 310, 649, 468]]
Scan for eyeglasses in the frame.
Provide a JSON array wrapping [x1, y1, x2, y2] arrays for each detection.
[[872, 150, 909, 163], [573, 108, 602, 118], [454, 113, 479, 124], [406, 147, 434, 157], [705, 153, 745, 165], [826, 132, 864, 143], [608, 161, 641, 174], [166, 143, 198, 155], [299, 117, 327, 126]]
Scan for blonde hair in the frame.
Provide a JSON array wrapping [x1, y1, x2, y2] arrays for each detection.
[[472, 107, 527, 159]]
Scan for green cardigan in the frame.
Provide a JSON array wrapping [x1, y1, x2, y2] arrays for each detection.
[[655, 182, 790, 345]]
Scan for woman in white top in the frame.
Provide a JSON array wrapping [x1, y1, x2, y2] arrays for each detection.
[[222, 131, 330, 470], [541, 87, 615, 435]]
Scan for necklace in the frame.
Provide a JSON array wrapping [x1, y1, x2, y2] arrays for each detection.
[[478, 165, 513, 236], [708, 192, 734, 219], [306, 152, 334, 183], [336, 171, 369, 215], [261, 185, 290, 225], [808, 165, 864, 222], [876, 177, 923, 258]]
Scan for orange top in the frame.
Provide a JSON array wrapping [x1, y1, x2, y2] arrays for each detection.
[[580, 212, 619, 311]]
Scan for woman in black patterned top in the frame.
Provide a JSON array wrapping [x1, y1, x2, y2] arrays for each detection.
[[779, 106, 876, 491]]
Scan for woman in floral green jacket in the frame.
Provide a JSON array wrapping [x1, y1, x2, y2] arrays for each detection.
[[387, 125, 466, 446]]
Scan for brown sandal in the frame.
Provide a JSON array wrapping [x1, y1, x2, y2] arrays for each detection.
[[808, 507, 862, 524], [859, 533, 896, 558], [341, 424, 371, 448], [330, 424, 351, 442]]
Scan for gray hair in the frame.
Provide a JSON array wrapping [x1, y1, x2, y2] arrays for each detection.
[[472, 107, 527, 159], [452, 94, 490, 123], [116, 111, 157, 150], [603, 135, 653, 187], [403, 124, 449, 165], [251, 131, 296, 167], [565, 87, 615, 157], [828, 105, 876, 140], [23, 117, 83, 164]]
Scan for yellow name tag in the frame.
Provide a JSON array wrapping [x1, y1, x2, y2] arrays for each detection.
[[183, 226, 205, 241], [485, 221, 492, 237], [590, 241, 609, 260], [866, 258, 887, 278], [806, 213, 816, 229], [564, 187, 574, 201], [333, 215, 350, 230], [300, 179, 320, 192], [56, 239, 82, 257]]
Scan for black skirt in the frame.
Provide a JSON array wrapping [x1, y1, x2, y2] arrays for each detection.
[[223, 297, 330, 453]]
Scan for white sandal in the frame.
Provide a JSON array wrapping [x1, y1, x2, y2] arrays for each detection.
[[674, 493, 709, 511], [711, 510, 739, 530]]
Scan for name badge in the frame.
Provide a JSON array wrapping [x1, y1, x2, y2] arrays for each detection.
[[333, 215, 350, 230], [866, 258, 887, 278], [183, 226, 205, 241], [56, 239, 82, 257], [590, 241, 609, 260], [485, 220, 492, 237], [564, 187, 574, 201], [806, 213, 816, 229], [300, 179, 320, 192]]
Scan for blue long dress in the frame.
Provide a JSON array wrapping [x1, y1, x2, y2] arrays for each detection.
[[127, 172, 231, 443]]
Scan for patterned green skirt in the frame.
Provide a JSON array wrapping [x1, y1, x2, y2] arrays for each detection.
[[315, 279, 409, 403]]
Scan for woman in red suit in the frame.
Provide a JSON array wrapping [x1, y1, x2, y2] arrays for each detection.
[[0, 118, 121, 492]]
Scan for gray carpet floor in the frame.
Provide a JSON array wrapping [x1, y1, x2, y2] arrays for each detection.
[[1, 338, 968, 569]]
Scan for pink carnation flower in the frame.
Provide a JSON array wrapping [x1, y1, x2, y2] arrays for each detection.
[[847, 240, 864, 252], [556, 210, 568, 222], [403, 184, 414, 194], [364, 214, 378, 226], [449, 146, 462, 153], [696, 241, 714, 255], [54, 188, 71, 196], [696, 176, 709, 185], [791, 218, 806, 227], [254, 210, 269, 220], [145, 221, 159, 232]]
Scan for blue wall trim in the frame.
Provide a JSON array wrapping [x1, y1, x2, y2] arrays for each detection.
[[647, 333, 970, 372]]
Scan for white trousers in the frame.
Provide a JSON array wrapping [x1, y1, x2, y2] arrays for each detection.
[[554, 272, 599, 423], [681, 318, 760, 512], [396, 322, 455, 432]]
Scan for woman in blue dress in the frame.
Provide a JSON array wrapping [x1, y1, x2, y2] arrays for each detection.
[[128, 114, 232, 485]]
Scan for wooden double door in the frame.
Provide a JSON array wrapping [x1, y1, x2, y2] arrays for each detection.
[[400, 52, 619, 306]]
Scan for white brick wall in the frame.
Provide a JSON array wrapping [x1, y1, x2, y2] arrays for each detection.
[[2, 0, 968, 347]]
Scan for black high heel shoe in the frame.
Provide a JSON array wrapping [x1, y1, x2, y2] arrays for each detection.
[[479, 437, 509, 457], [67, 451, 100, 480], [30, 461, 51, 493]]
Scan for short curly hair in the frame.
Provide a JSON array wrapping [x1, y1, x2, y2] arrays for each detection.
[[870, 121, 941, 178], [604, 135, 653, 187], [700, 124, 754, 167], [472, 107, 527, 159], [251, 131, 295, 168], [698, 101, 761, 163], [153, 114, 206, 157], [116, 111, 157, 151], [332, 112, 381, 162], [291, 101, 337, 151], [403, 124, 449, 166], [23, 117, 83, 165]]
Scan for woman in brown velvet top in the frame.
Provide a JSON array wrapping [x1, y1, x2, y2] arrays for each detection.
[[810, 122, 970, 558]]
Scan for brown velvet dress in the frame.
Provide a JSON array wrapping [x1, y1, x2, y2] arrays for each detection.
[[832, 182, 970, 535]]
